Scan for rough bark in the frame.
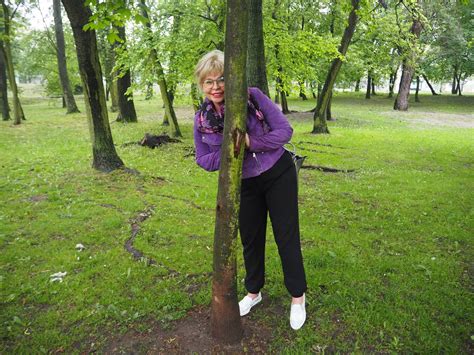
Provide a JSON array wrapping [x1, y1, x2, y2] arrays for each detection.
[[0, 44, 9, 120], [53, 0, 79, 114], [62, 0, 124, 172], [114, 26, 137, 123], [312, 0, 360, 134], [1, 1, 25, 124], [394, 15, 422, 111], [246, 0, 269, 97], [140, 0, 181, 137], [211, 0, 248, 344]]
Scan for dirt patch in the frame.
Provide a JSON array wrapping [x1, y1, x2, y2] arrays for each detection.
[[102, 306, 271, 353], [389, 111, 474, 128]]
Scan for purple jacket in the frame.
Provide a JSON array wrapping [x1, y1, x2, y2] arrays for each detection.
[[194, 87, 293, 179]]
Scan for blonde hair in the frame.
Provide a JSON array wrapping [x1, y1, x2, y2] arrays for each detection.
[[194, 50, 224, 89]]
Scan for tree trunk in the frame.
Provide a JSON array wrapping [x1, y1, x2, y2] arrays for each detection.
[[365, 70, 371, 99], [114, 26, 137, 123], [1, 1, 25, 125], [415, 75, 420, 102], [280, 85, 289, 114], [451, 65, 458, 94], [274, 88, 280, 104], [190, 82, 201, 112], [326, 91, 333, 121], [0, 45, 10, 120], [394, 15, 422, 111], [298, 81, 307, 100], [53, 0, 79, 114], [388, 68, 398, 98], [110, 79, 119, 112], [456, 73, 462, 96], [371, 81, 376, 95], [140, 0, 181, 137], [246, 0, 269, 97], [422, 74, 438, 95], [62, 0, 124, 172], [312, 0, 360, 134], [145, 82, 153, 100], [310, 81, 317, 98], [355, 78, 360, 92], [211, 0, 248, 344]]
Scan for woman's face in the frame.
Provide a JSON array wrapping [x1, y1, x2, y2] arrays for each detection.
[[202, 72, 225, 109]]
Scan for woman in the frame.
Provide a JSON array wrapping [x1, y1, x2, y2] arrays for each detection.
[[193, 50, 307, 330]]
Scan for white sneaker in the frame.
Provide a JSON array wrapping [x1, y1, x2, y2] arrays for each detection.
[[290, 293, 306, 330], [239, 292, 262, 316]]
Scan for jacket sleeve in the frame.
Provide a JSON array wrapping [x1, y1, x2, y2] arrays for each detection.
[[247, 87, 293, 152], [194, 114, 221, 171]]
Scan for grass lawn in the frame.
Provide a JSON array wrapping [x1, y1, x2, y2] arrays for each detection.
[[1, 88, 473, 353]]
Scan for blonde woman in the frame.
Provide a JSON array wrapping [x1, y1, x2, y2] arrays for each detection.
[[194, 50, 307, 330]]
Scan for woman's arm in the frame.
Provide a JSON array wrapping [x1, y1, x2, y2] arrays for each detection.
[[194, 115, 221, 171], [247, 87, 293, 152]]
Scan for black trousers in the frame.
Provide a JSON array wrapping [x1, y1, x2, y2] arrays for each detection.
[[239, 151, 307, 297]]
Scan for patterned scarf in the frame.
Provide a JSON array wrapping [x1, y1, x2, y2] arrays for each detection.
[[197, 92, 266, 134]]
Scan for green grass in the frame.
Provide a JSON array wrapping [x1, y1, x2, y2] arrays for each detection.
[[1, 88, 473, 353]]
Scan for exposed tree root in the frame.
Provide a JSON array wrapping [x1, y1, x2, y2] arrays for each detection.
[[124, 205, 179, 276], [297, 141, 348, 149], [301, 165, 355, 173], [299, 147, 338, 154]]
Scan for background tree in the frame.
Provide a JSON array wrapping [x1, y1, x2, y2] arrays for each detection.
[[52, 0, 79, 113], [247, 0, 269, 96], [1, 0, 25, 124], [0, 42, 9, 120], [211, 0, 248, 344], [312, 0, 361, 134], [113, 24, 137, 123], [61, 0, 124, 172], [394, 0, 423, 111]]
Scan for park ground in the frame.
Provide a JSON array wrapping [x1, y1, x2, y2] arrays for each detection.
[[1, 87, 473, 353]]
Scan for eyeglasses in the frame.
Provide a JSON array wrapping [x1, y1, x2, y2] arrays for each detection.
[[203, 76, 225, 89]]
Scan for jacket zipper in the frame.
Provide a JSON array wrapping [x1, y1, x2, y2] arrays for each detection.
[[253, 152, 263, 174]]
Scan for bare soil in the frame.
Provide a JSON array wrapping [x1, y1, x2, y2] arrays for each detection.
[[101, 306, 272, 354]]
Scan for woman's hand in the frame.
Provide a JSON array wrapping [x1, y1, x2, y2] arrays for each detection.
[[245, 133, 250, 148]]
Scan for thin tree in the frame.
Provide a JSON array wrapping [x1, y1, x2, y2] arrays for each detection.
[[272, 0, 290, 114], [211, 0, 248, 344], [1, 0, 25, 125], [52, 0, 79, 114], [312, 0, 360, 134], [61, 0, 124, 172], [414, 75, 421, 102], [114, 25, 137, 123], [366, 69, 372, 99], [0, 45, 9, 120], [139, 0, 182, 137], [421, 74, 438, 95], [246, 0, 269, 97], [394, 2, 423, 111]]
